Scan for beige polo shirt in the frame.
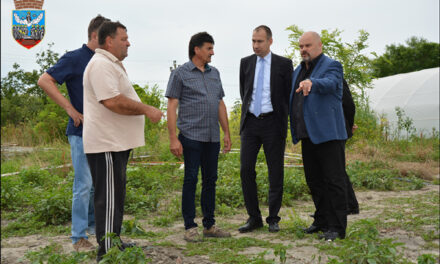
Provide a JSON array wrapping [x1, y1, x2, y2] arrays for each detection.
[[83, 48, 145, 154]]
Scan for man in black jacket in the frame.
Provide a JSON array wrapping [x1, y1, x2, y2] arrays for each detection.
[[238, 25, 293, 233], [341, 79, 359, 214]]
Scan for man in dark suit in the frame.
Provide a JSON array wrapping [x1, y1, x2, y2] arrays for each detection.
[[342, 79, 359, 214], [308, 79, 359, 221], [238, 25, 293, 233], [289, 31, 348, 241]]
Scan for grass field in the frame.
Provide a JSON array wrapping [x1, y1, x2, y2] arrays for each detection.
[[1, 136, 439, 263]]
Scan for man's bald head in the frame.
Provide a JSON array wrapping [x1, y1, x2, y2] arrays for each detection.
[[299, 31, 323, 64], [301, 31, 321, 44]]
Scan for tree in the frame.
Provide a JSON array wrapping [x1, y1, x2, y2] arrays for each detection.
[[285, 25, 373, 107], [371, 37, 440, 78], [1, 43, 61, 126], [1, 63, 43, 126]]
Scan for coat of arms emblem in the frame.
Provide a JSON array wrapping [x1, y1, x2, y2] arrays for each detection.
[[12, 0, 45, 49]]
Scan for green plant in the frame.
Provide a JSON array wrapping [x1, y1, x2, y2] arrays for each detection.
[[321, 219, 410, 264], [283, 168, 309, 203], [417, 254, 438, 264], [282, 208, 308, 239], [100, 233, 151, 263], [20, 166, 51, 186], [1, 176, 23, 210], [395, 107, 416, 140], [347, 161, 395, 190], [24, 243, 93, 263], [34, 186, 71, 225], [273, 245, 287, 264], [184, 236, 284, 264]]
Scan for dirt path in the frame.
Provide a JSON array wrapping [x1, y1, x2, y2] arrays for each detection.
[[1, 185, 439, 264]]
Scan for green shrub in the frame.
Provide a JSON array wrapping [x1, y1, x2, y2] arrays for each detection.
[[1, 176, 23, 210], [34, 186, 71, 225], [282, 208, 308, 239], [351, 106, 383, 144], [100, 233, 151, 263], [125, 187, 158, 214], [323, 219, 411, 264], [20, 167, 51, 186], [417, 254, 438, 264], [125, 165, 180, 215], [283, 168, 309, 203], [24, 243, 92, 263], [347, 161, 395, 190], [216, 153, 244, 208]]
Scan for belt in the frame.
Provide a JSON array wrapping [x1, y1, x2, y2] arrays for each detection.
[[247, 112, 274, 119]]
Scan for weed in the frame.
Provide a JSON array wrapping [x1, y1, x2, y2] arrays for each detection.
[[417, 254, 438, 264], [24, 243, 93, 263], [320, 219, 411, 264], [121, 218, 167, 241], [283, 168, 309, 203], [100, 233, 151, 263], [273, 245, 287, 263], [1, 176, 23, 210], [280, 208, 308, 239], [34, 185, 72, 225], [125, 165, 181, 215], [249, 250, 273, 263], [347, 160, 427, 190], [377, 192, 439, 239], [20, 166, 52, 186]]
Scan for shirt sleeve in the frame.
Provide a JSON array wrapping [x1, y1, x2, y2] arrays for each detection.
[[165, 70, 182, 99], [217, 70, 225, 99], [46, 53, 74, 85], [88, 61, 121, 102]]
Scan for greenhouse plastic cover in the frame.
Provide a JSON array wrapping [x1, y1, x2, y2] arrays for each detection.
[[367, 67, 439, 135]]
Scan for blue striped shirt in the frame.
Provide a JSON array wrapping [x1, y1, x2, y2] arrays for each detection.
[[165, 61, 225, 142]]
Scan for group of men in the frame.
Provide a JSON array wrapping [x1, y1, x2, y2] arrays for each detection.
[[38, 14, 358, 261]]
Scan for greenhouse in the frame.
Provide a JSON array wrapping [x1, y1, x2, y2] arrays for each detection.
[[367, 67, 440, 136]]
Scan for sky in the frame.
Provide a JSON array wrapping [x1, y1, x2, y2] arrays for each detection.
[[1, 0, 439, 109]]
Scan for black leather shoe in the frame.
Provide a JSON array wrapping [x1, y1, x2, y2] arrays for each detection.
[[268, 222, 280, 233], [120, 241, 136, 250], [303, 225, 327, 234], [348, 207, 359, 215], [318, 230, 345, 241], [238, 218, 263, 233]]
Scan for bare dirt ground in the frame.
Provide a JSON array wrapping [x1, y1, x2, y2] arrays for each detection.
[[1, 184, 439, 264]]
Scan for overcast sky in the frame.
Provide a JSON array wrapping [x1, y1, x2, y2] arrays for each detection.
[[2, 0, 439, 108]]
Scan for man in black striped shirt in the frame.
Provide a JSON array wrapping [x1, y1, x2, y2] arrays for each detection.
[[166, 32, 232, 242]]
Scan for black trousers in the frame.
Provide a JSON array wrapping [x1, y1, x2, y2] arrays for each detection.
[[301, 139, 347, 235], [343, 142, 359, 211], [86, 150, 131, 257], [240, 114, 285, 224]]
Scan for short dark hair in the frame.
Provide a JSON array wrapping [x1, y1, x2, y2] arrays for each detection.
[[98, 21, 127, 46], [254, 25, 272, 39], [188, 32, 214, 60], [87, 15, 110, 41]]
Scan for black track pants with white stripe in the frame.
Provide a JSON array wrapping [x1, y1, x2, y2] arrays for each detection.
[[86, 150, 131, 256]]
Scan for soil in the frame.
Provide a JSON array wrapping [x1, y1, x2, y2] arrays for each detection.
[[1, 184, 438, 264]]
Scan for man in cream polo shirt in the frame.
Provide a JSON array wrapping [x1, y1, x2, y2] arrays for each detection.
[[83, 21, 163, 260]]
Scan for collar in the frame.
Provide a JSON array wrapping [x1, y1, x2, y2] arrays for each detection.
[[95, 48, 120, 63], [95, 48, 126, 72], [301, 53, 323, 68], [82, 44, 94, 55], [258, 51, 271, 63], [188, 60, 212, 72]]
